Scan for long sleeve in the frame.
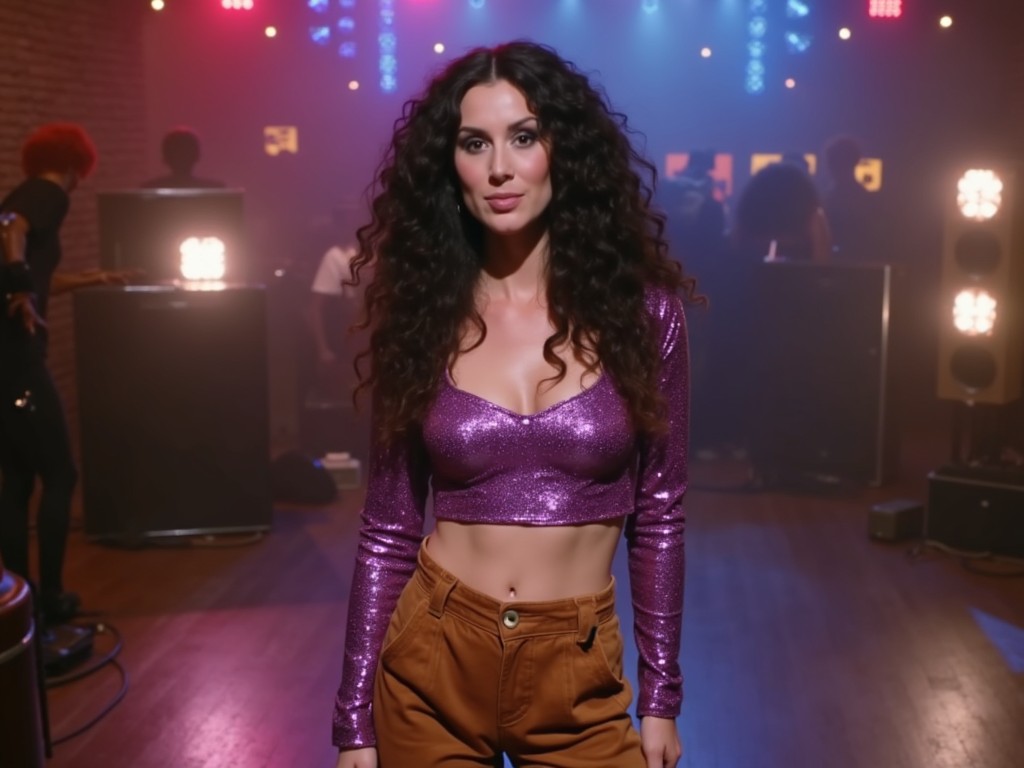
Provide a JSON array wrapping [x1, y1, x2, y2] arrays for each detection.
[[626, 288, 689, 719], [332, 418, 431, 749]]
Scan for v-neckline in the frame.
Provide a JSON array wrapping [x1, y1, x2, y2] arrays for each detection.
[[442, 368, 606, 419]]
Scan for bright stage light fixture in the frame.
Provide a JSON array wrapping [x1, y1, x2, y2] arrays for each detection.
[[957, 170, 1003, 221], [952, 289, 997, 336], [179, 236, 227, 281]]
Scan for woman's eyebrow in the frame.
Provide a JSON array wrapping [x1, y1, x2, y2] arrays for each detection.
[[456, 117, 540, 137]]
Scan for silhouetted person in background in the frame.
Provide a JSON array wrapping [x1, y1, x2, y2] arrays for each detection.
[[1, 123, 133, 626], [142, 126, 225, 189], [660, 151, 726, 457], [822, 135, 883, 263]]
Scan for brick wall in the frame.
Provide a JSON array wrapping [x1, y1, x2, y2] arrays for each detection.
[[0, 0, 148, 438]]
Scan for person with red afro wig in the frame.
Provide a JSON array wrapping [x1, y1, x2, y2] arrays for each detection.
[[0, 122, 130, 627]]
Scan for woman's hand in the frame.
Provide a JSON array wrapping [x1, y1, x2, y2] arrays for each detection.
[[6, 291, 44, 335], [640, 715, 682, 768], [335, 747, 377, 768]]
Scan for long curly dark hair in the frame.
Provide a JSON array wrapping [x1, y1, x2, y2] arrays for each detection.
[[352, 41, 698, 443]]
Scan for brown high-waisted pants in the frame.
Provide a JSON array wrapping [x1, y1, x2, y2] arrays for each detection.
[[372, 542, 646, 767]]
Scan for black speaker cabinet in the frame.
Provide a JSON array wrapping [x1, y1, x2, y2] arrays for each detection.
[[74, 285, 272, 540], [749, 262, 899, 487], [926, 467, 1024, 558]]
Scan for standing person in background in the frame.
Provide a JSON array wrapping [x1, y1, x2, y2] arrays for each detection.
[[141, 126, 225, 189], [333, 41, 697, 768], [0, 123, 133, 626], [822, 135, 883, 263]]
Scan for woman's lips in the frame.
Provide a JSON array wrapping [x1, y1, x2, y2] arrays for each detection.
[[485, 194, 522, 213]]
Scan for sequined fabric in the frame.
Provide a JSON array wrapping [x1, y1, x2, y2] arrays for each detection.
[[333, 287, 689, 749]]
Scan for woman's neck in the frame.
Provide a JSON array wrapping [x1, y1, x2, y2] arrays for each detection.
[[479, 225, 549, 304]]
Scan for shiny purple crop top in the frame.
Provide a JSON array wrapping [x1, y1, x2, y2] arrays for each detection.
[[333, 287, 689, 750]]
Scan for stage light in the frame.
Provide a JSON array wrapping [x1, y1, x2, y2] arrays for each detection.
[[749, 17, 767, 37], [786, 0, 809, 18], [953, 290, 998, 336], [642, 0, 659, 13], [308, 0, 329, 11], [338, 16, 355, 31], [785, 78, 796, 89], [310, 26, 330, 45], [380, 32, 397, 54], [179, 237, 227, 281], [434, 42, 445, 54], [265, 26, 277, 38], [151, 0, 165, 10], [940, 15, 953, 29], [868, 1, 901, 19], [222, 0, 254, 9], [700, 47, 712, 58], [838, 27, 852, 40], [469, 0, 485, 8], [348, 80, 360, 90], [785, 31, 812, 53], [339, 41, 356, 58], [957, 169, 1003, 221], [938, 167, 1024, 403]]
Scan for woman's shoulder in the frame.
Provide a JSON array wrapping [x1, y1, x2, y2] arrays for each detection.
[[643, 283, 686, 323]]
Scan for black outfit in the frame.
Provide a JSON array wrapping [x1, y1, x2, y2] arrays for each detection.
[[0, 177, 78, 615]]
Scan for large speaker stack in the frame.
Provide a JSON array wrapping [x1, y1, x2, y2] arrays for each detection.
[[927, 167, 1024, 556], [748, 261, 899, 488], [74, 285, 272, 542]]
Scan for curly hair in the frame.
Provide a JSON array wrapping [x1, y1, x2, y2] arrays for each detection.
[[161, 127, 201, 173], [352, 40, 698, 443], [734, 162, 821, 243], [21, 123, 98, 178]]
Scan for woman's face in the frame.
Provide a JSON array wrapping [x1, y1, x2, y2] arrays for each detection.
[[454, 79, 552, 238]]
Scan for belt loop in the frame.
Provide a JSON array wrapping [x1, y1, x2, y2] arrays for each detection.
[[428, 575, 457, 619], [576, 597, 598, 648]]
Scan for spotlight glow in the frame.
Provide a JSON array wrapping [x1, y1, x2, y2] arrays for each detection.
[[179, 237, 226, 281], [953, 289, 998, 336], [151, 0, 165, 10], [957, 170, 1003, 221], [700, 47, 712, 58], [265, 26, 277, 38], [785, 78, 796, 89], [434, 42, 445, 54], [940, 15, 953, 29], [348, 80, 360, 90], [838, 27, 852, 40]]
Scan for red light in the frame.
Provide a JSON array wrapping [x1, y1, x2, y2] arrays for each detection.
[[869, 0, 902, 18], [221, 0, 254, 9]]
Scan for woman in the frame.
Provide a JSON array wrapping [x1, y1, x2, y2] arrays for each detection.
[[1, 123, 132, 626], [334, 42, 695, 768]]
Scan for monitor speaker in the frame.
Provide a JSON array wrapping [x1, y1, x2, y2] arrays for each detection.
[[73, 285, 271, 540], [748, 262, 899, 487]]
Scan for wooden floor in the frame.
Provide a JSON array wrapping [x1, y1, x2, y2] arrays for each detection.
[[35, 423, 1024, 768]]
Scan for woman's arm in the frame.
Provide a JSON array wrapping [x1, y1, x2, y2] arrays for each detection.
[[627, 288, 689, 720], [333, 416, 431, 751]]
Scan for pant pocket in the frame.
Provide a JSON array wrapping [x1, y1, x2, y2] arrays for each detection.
[[571, 614, 632, 711]]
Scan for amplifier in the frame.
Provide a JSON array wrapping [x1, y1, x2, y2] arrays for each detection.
[[925, 467, 1024, 558]]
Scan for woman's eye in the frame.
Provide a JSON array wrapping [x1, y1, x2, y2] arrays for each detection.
[[514, 132, 537, 146], [462, 138, 486, 152]]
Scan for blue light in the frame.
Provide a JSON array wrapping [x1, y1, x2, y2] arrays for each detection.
[[749, 0, 767, 13], [337, 16, 355, 31], [380, 8, 394, 25], [786, 0, 810, 18], [380, 74, 397, 93], [747, 60, 765, 77], [747, 40, 766, 58], [642, 0, 659, 13], [469, 0, 485, 8], [309, 25, 330, 45], [378, 31, 396, 53], [379, 54, 397, 74], [340, 0, 356, 7], [748, 17, 767, 37], [308, 0, 329, 12], [785, 32, 812, 53], [339, 41, 356, 57]]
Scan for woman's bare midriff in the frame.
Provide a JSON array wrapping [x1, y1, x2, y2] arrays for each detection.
[[426, 517, 626, 602]]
